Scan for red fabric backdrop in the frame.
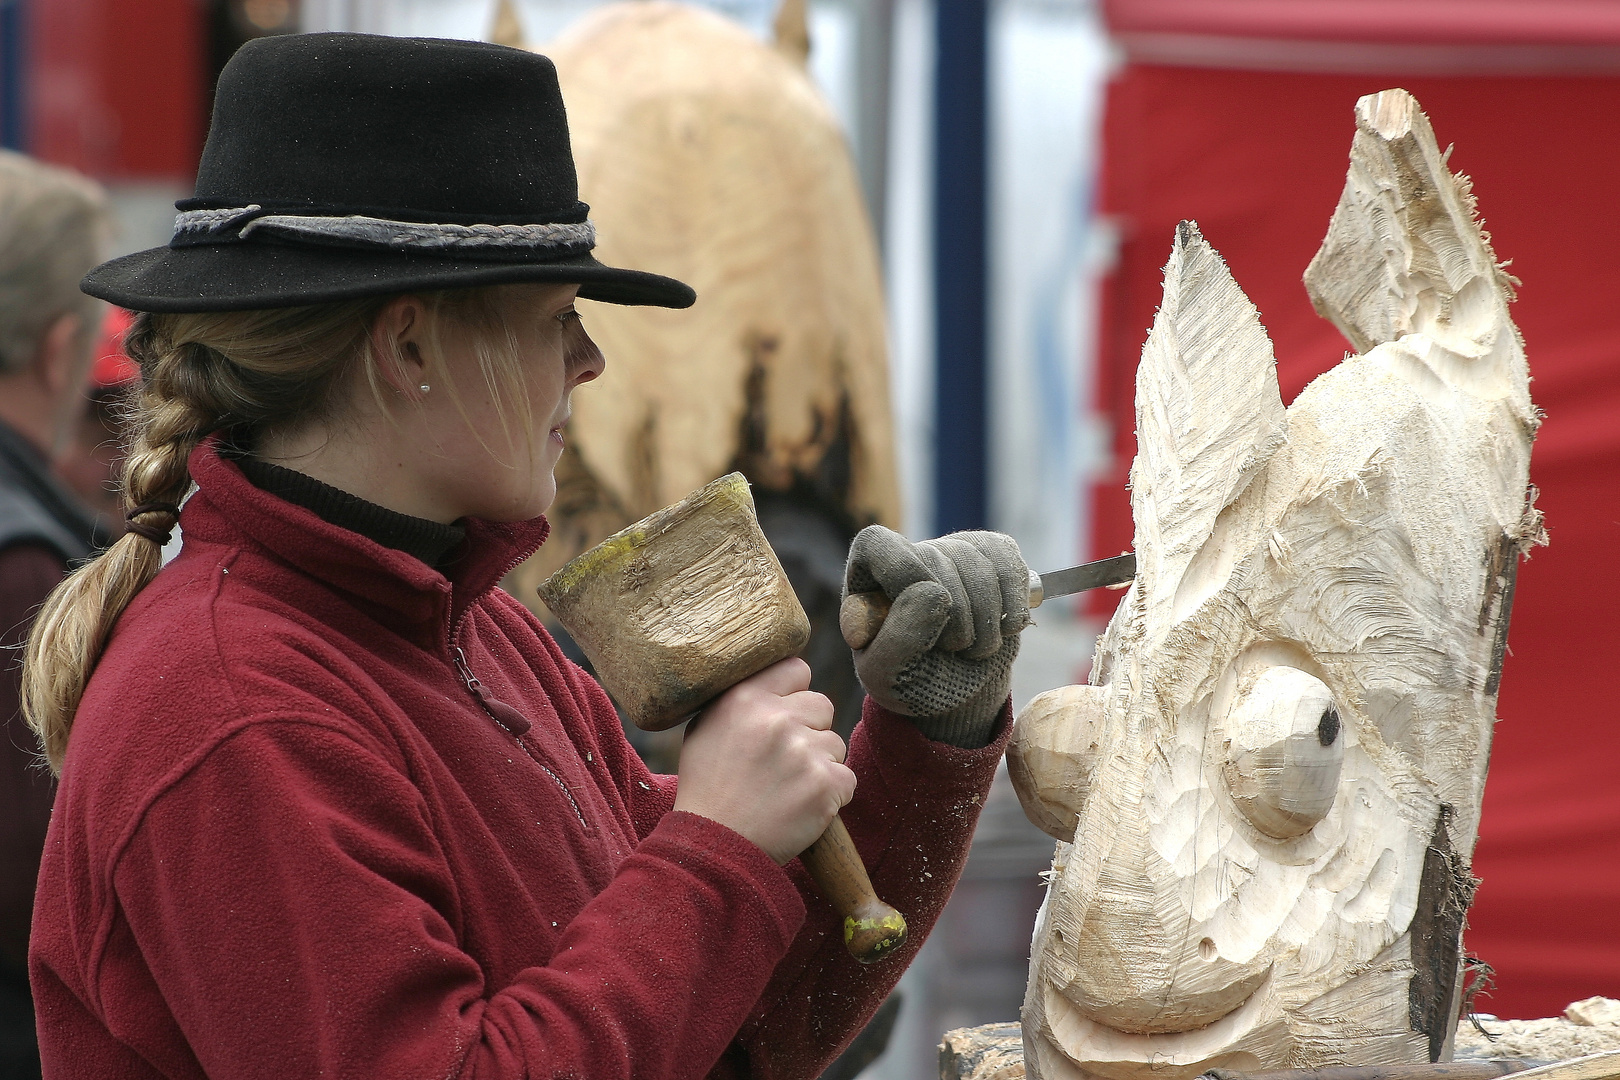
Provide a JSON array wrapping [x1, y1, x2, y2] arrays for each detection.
[[1104, 0, 1620, 45], [1086, 65, 1620, 1020], [28, 0, 202, 180]]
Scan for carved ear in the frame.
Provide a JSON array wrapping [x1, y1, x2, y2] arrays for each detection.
[[1130, 222, 1286, 624], [1304, 88, 1518, 364]]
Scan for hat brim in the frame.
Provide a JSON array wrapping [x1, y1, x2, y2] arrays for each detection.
[[82, 242, 696, 313]]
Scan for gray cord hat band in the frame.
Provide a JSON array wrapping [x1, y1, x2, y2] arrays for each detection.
[[171, 204, 596, 257]]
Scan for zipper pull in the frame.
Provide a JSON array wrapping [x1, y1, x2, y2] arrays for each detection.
[[452, 646, 532, 736]]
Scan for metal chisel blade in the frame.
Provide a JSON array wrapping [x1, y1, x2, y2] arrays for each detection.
[[1033, 552, 1137, 607]]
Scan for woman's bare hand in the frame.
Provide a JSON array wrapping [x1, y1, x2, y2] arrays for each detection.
[[673, 657, 853, 865]]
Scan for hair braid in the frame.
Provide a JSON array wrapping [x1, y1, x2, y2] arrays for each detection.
[[22, 287, 540, 772], [22, 317, 232, 769], [22, 299, 391, 772]]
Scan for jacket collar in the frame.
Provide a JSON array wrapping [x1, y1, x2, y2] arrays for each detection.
[[179, 436, 550, 639], [0, 417, 111, 558]]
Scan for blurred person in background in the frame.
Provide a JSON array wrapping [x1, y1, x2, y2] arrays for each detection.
[[0, 150, 111, 1080], [55, 309, 137, 542]]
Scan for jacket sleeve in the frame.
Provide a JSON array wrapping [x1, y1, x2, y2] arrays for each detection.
[[728, 695, 1012, 1080], [108, 716, 805, 1080]]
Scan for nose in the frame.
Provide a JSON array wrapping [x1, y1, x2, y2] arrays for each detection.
[[567, 324, 605, 387]]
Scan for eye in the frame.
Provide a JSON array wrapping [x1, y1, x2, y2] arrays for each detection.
[[1222, 666, 1343, 838], [554, 308, 583, 327]]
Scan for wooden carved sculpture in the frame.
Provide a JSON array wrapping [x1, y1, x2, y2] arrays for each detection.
[[1010, 89, 1544, 1080], [507, 0, 900, 589], [501, 1, 899, 746]]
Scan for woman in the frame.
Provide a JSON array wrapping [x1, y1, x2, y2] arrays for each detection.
[[23, 33, 1028, 1080]]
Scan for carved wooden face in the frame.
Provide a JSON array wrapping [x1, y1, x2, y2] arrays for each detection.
[[1017, 91, 1541, 1080]]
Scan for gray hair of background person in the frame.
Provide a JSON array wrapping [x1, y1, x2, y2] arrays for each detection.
[[0, 151, 110, 375]]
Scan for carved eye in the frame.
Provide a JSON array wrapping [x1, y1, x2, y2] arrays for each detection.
[[1222, 666, 1343, 838]]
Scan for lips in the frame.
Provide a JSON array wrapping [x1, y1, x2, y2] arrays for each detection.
[[1036, 968, 1276, 1080], [1063, 962, 1271, 1034]]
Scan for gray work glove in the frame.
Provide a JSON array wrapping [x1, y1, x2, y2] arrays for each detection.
[[843, 526, 1030, 749]]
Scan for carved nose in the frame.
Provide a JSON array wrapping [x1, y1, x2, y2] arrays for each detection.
[[1048, 807, 1272, 1034]]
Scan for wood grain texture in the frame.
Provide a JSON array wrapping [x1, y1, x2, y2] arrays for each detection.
[[938, 1028, 1538, 1080], [538, 473, 810, 730], [1015, 89, 1543, 1080], [1007, 685, 1105, 843], [1215, 1064, 1535, 1080], [506, 1, 899, 612], [941, 1024, 1027, 1080], [1457, 1012, 1620, 1067], [1509, 1052, 1620, 1080]]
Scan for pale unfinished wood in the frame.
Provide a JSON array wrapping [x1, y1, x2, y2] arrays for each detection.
[[1511, 1052, 1620, 1080], [1457, 1010, 1620, 1064], [1006, 684, 1105, 842], [538, 473, 810, 731], [1014, 89, 1542, 1080], [1569, 1002, 1620, 1030], [507, 1, 900, 610], [937, 1027, 1542, 1080], [772, 0, 810, 65], [488, 0, 525, 47]]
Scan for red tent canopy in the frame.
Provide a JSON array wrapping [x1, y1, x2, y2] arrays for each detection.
[[1107, 0, 1620, 46], [27, 0, 202, 180], [1087, 5, 1620, 1022]]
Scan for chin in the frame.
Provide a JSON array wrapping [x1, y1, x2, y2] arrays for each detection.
[[503, 480, 557, 522]]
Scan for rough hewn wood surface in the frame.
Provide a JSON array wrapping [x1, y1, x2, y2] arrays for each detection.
[[538, 473, 809, 730], [941, 1023, 1026, 1080], [507, 1, 899, 614], [1012, 89, 1543, 1080], [944, 1010, 1620, 1080], [1006, 684, 1104, 842], [1454, 1002, 1620, 1064]]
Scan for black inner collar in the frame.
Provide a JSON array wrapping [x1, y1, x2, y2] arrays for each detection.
[[235, 456, 466, 568]]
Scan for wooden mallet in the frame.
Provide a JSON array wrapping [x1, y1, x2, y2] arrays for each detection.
[[538, 473, 908, 963]]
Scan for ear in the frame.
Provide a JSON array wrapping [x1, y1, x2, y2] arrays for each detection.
[[35, 312, 84, 397], [1304, 89, 1518, 369], [773, 0, 810, 65], [369, 295, 431, 399], [34, 311, 94, 454], [1129, 222, 1286, 625]]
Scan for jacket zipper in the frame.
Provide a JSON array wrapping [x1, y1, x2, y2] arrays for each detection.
[[452, 643, 589, 830]]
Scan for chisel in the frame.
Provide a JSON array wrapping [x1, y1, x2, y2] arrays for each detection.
[[839, 552, 1137, 651]]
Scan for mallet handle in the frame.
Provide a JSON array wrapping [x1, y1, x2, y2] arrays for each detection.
[[801, 815, 908, 964], [839, 591, 892, 651]]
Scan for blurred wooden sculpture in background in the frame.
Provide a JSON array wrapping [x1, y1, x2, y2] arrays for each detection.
[[1009, 89, 1543, 1079], [502, 0, 899, 753]]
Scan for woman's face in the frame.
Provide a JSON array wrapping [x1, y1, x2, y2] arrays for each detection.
[[404, 282, 603, 522]]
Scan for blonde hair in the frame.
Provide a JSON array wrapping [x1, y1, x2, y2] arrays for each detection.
[[22, 286, 546, 772]]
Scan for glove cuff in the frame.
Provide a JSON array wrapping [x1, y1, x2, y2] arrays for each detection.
[[907, 676, 1011, 749]]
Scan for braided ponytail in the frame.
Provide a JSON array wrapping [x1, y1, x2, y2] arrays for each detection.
[[22, 300, 391, 772], [23, 286, 539, 771]]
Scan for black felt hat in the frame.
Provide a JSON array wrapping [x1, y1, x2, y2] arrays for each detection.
[[82, 33, 695, 313]]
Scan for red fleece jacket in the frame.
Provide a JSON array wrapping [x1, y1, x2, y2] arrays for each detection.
[[29, 443, 1008, 1080]]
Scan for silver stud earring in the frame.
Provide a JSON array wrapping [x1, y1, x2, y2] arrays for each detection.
[[418, 384, 431, 393]]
